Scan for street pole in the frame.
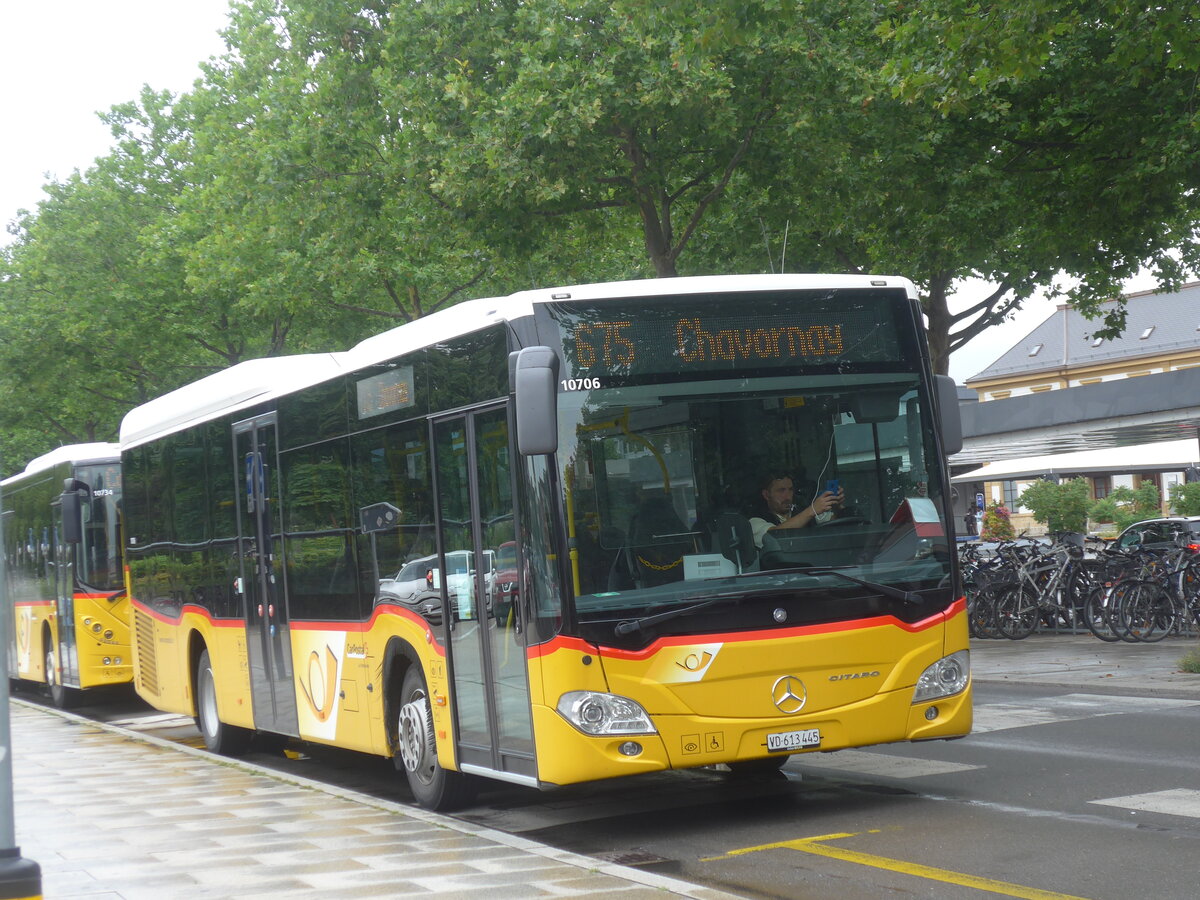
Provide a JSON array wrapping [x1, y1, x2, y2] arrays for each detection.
[[0, 457, 43, 899]]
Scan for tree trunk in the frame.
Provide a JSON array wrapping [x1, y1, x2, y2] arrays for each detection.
[[922, 276, 954, 376], [635, 193, 677, 277]]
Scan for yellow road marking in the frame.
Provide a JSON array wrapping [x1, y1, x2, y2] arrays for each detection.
[[702, 831, 1091, 900]]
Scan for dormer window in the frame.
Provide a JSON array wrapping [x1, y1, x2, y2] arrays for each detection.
[[1028, 343, 1043, 357], [1140, 326, 1155, 339]]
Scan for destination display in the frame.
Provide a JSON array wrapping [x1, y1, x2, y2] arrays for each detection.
[[543, 290, 908, 380], [356, 365, 415, 419]]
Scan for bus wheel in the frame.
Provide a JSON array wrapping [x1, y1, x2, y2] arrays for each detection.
[[45, 645, 71, 709], [194, 649, 252, 756], [396, 665, 474, 811]]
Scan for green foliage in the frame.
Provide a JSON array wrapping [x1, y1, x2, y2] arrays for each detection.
[[980, 504, 1015, 542], [5, 0, 1200, 466], [880, 1, 1200, 342], [1168, 482, 1200, 516], [1017, 478, 1091, 534], [1180, 647, 1200, 675], [1088, 483, 1162, 532]]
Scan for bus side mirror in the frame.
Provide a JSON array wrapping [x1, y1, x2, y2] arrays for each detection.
[[513, 346, 559, 456], [60, 478, 85, 544], [936, 375, 963, 456]]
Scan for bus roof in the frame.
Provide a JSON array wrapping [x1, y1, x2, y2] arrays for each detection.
[[119, 354, 348, 450], [2, 442, 121, 487], [118, 274, 917, 451]]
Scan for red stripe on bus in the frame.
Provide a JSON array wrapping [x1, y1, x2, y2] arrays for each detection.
[[525, 634, 600, 659], [130, 598, 244, 627], [14, 593, 124, 606], [292, 604, 446, 655], [131, 598, 446, 655], [528, 599, 965, 661]]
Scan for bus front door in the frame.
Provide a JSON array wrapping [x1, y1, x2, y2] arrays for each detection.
[[233, 414, 299, 737], [433, 405, 536, 783], [51, 498, 79, 689]]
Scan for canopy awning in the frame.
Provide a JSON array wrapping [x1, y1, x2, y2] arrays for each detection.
[[951, 438, 1200, 483]]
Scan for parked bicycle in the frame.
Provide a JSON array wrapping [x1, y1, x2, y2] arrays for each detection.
[[960, 532, 1200, 642]]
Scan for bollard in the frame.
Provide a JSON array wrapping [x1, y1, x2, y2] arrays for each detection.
[[0, 457, 43, 898]]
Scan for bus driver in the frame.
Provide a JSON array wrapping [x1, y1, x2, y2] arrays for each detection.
[[749, 471, 845, 548]]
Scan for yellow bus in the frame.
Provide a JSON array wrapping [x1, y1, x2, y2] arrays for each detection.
[[119, 275, 970, 809], [1, 443, 128, 707]]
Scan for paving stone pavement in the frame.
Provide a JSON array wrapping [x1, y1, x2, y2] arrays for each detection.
[[9, 703, 743, 900], [11, 634, 1197, 898], [970, 632, 1200, 697]]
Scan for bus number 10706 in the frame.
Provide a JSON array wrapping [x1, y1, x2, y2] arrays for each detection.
[[560, 378, 602, 391]]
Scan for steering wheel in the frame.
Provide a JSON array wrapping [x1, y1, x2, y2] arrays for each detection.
[[817, 515, 869, 528]]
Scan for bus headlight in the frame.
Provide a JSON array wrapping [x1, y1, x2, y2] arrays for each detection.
[[913, 650, 970, 703], [556, 691, 656, 736]]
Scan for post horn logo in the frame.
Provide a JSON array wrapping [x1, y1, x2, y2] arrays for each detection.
[[771, 675, 808, 714], [299, 644, 339, 722]]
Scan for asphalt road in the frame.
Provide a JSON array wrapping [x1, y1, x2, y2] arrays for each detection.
[[39, 668, 1200, 900]]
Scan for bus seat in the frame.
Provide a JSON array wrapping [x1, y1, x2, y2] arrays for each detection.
[[709, 512, 757, 572], [627, 497, 694, 587]]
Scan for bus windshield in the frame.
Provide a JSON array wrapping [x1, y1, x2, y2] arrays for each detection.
[[74, 463, 123, 592], [542, 289, 952, 644]]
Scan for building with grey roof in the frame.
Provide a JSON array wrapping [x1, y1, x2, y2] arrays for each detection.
[[966, 282, 1200, 400]]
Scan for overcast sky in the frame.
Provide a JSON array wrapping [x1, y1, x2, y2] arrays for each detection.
[[0, 1, 231, 230], [0, 1, 1159, 384]]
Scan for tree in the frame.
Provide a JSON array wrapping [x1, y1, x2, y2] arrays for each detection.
[[1168, 482, 1200, 517], [879, 1, 1200, 351], [10, 0, 1200, 472], [1017, 478, 1091, 534], [0, 84, 313, 467], [372, 0, 851, 278], [1089, 483, 1161, 532]]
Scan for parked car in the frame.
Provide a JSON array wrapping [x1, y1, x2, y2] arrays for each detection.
[[1112, 516, 1200, 552], [491, 541, 520, 628], [377, 549, 493, 622]]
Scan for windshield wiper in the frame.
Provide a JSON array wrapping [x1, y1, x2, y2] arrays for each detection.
[[612, 589, 788, 636], [610, 570, 922, 637], [613, 595, 734, 636], [791, 566, 923, 606]]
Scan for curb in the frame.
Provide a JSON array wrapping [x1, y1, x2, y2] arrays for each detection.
[[12, 698, 744, 900]]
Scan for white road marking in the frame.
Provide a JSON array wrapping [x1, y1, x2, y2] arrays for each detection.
[[793, 750, 980, 778], [1090, 789, 1200, 820], [971, 694, 1200, 734], [793, 694, 1199, 779]]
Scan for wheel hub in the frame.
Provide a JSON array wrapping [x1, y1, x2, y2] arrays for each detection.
[[398, 697, 432, 773]]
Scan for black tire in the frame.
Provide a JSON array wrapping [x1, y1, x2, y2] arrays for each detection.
[[968, 589, 1000, 639], [45, 641, 71, 709], [1083, 585, 1121, 642], [395, 664, 475, 810], [194, 649, 253, 756], [1108, 581, 1148, 643], [1119, 581, 1175, 643], [996, 584, 1039, 639]]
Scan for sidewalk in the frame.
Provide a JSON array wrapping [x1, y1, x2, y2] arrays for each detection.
[[9, 702, 741, 900], [11, 635, 1198, 898], [971, 632, 1200, 697]]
